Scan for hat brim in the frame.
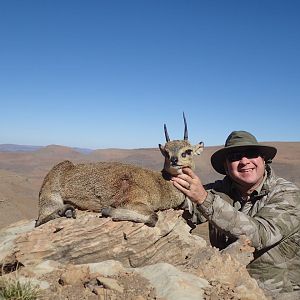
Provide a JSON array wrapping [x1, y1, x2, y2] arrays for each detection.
[[211, 144, 277, 175]]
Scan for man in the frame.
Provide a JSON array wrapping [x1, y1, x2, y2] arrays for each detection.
[[172, 130, 300, 297]]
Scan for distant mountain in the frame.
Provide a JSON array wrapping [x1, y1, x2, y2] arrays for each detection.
[[0, 144, 93, 154], [72, 147, 94, 154], [0, 144, 43, 152]]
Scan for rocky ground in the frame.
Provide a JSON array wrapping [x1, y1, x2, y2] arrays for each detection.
[[0, 210, 268, 300]]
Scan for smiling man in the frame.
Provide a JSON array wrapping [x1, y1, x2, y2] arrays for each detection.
[[172, 131, 300, 298]]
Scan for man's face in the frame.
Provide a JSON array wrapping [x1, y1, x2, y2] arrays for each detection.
[[224, 148, 265, 190]]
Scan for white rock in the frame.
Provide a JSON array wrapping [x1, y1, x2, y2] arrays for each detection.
[[85, 260, 126, 276], [135, 262, 209, 300]]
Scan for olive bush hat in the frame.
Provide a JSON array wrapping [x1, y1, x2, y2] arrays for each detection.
[[211, 131, 277, 175]]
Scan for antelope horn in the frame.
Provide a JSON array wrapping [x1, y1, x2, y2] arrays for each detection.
[[183, 112, 188, 140], [164, 124, 170, 142]]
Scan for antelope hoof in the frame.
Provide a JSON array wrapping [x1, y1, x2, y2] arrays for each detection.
[[145, 213, 158, 227], [58, 205, 76, 219], [101, 207, 113, 217]]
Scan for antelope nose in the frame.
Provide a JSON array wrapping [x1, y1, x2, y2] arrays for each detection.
[[170, 156, 178, 165]]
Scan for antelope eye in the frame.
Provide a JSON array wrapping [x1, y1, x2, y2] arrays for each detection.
[[186, 149, 192, 155]]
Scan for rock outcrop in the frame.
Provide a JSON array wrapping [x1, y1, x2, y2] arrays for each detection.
[[0, 210, 267, 299]]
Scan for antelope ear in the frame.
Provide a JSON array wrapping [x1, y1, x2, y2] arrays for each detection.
[[193, 142, 204, 155], [158, 144, 166, 156]]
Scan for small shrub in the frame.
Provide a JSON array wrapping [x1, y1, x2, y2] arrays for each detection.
[[0, 278, 40, 300]]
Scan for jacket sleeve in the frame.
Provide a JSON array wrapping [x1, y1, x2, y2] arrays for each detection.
[[180, 198, 207, 223], [196, 188, 300, 250]]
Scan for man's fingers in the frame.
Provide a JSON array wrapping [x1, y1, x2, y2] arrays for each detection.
[[176, 173, 191, 182], [172, 180, 184, 190], [173, 180, 189, 192], [182, 167, 198, 179], [172, 176, 190, 188]]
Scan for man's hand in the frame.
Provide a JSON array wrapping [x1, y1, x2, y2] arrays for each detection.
[[171, 168, 208, 205]]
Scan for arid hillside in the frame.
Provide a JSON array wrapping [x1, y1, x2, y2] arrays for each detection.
[[0, 142, 299, 229]]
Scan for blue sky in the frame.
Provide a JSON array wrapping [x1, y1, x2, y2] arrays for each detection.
[[1, 0, 299, 149]]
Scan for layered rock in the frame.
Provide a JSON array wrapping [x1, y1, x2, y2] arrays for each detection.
[[0, 210, 267, 300]]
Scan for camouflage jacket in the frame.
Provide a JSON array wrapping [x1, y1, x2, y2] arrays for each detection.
[[185, 166, 300, 293]]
